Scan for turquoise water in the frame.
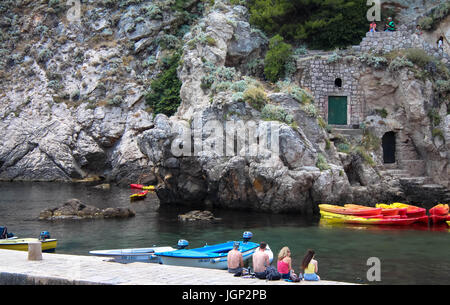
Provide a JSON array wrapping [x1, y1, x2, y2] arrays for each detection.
[[0, 182, 449, 285]]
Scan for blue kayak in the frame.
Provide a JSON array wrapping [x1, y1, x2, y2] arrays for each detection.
[[155, 241, 261, 269]]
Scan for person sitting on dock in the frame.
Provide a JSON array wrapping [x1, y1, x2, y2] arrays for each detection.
[[301, 249, 320, 281], [277, 246, 294, 279], [252, 242, 270, 279], [227, 242, 244, 274]]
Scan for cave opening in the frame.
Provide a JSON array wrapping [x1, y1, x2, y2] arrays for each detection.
[[382, 131, 396, 164]]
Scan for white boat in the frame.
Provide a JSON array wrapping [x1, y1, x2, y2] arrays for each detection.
[[89, 246, 176, 263]]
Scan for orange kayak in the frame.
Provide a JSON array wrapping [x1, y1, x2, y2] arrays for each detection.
[[429, 204, 449, 216], [320, 210, 418, 226], [319, 204, 382, 216], [391, 203, 426, 217]]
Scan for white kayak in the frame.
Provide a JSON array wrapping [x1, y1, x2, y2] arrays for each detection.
[[89, 246, 176, 263]]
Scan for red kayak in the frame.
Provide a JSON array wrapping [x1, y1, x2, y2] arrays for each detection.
[[413, 215, 429, 224], [131, 184, 144, 189], [429, 204, 449, 216], [430, 214, 449, 224]]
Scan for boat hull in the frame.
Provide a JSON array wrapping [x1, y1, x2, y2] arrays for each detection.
[[156, 241, 268, 270], [320, 210, 418, 226], [130, 191, 148, 200], [0, 238, 57, 252], [429, 204, 449, 216], [390, 203, 426, 217], [130, 184, 155, 190], [430, 214, 450, 224], [89, 246, 176, 263]]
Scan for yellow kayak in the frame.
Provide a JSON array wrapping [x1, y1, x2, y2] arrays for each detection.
[[130, 190, 148, 200], [0, 238, 58, 252], [320, 210, 417, 225], [446, 221, 450, 227]]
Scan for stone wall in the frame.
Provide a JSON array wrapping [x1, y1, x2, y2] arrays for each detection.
[[358, 26, 449, 62]]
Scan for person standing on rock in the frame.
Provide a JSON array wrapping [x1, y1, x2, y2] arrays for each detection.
[[252, 242, 271, 279], [437, 36, 444, 55], [369, 21, 377, 32], [227, 241, 244, 274]]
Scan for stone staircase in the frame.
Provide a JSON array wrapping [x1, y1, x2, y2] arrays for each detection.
[[379, 162, 450, 208], [330, 126, 364, 144], [331, 127, 450, 206]]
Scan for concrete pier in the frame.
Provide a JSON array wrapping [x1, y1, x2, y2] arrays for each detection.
[[0, 249, 356, 285]]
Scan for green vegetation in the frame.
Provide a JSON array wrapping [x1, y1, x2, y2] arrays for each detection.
[[316, 153, 330, 171], [243, 85, 267, 111], [418, 2, 450, 31], [405, 48, 434, 69], [337, 143, 350, 153], [264, 35, 292, 82], [261, 104, 293, 124], [432, 128, 445, 141], [144, 51, 182, 117], [428, 108, 441, 127], [374, 108, 388, 118], [244, 0, 369, 50], [354, 145, 376, 166]]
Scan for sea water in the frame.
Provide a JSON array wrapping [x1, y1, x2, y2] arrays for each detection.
[[0, 181, 449, 285]]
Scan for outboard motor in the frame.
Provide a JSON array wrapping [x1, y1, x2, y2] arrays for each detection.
[[243, 231, 253, 243], [39, 231, 51, 241], [177, 239, 189, 249], [0, 227, 13, 239]]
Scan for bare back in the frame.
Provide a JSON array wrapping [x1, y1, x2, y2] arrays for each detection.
[[252, 249, 270, 273]]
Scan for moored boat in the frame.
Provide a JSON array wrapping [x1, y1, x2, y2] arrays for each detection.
[[429, 204, 449, 216], [0, 231, 57, 252], [130, 184, 155, 190], [130, 190, 148, 200], [320, 210, 418, 226], [89, 246, 176, 263], [390, 203, 426, 217], [318, 204, 382, 216], [375, 204, 407, 216], [430, 214, 450, 224], [0, 238, 57, 252], [155, 232, 272, 270]]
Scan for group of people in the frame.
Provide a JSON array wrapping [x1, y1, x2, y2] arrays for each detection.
[[369, 17, 396, 32], [369, 19, 446, 55], [227, 242, 320, 282]]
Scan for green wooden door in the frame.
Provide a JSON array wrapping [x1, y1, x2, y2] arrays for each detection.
[[328, 96, 347, 125]]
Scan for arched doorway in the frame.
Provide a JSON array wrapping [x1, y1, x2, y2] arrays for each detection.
[[382, 132, 396, 164]]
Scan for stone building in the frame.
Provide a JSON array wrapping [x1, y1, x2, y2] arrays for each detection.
[[296, 57, 365, 127], [294, 29, 449, 193]]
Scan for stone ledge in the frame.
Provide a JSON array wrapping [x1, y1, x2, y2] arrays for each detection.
[[0, 250, 356, 285]]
